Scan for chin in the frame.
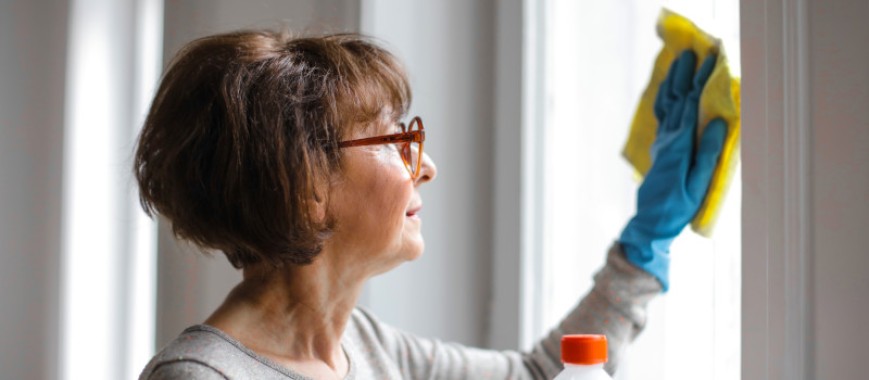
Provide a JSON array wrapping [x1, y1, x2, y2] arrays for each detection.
[[404, 241, 425, 261], [399, 228, 425, 258], [406, 249, 423, 262], [376, 238, 425, 272]]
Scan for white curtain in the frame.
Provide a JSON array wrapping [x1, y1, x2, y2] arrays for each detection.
[[60, 0, 161, 378]]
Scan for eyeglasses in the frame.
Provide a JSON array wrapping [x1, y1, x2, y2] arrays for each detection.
[[338, 116, 426, 180]]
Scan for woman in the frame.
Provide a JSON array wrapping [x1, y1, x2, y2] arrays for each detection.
[[136, 30, 725, 379]]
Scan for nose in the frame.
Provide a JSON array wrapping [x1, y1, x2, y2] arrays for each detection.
[[414, 151, 437, 185]]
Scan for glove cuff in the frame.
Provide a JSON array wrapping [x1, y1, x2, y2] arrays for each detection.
[[619, 227, 673, 291]]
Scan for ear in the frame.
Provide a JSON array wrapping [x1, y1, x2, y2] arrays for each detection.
[[310, 185, 328, 224], [311, 168, 341, 225]]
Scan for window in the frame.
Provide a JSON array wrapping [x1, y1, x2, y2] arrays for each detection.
[[534, 1, 740, 378]]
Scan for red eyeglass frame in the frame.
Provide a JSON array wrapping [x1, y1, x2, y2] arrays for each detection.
[[337, 116, 426, 179]]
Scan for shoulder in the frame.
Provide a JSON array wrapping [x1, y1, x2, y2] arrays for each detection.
[[343, 307, 418, 378], [138, 325, 287, 380], [139, 325, 232, 379], [346, 306, 400, 347], [348, 306, 379, 331], [345, 306, 435, 360], [144, 360, 227, 380]]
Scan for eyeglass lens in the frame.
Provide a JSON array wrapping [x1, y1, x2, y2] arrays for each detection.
[[403, 119, 422, 178]]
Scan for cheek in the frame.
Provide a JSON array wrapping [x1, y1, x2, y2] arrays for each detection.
[[330, 148, 416, 253], [368, 150, 413, 206], [368, 170, 412, 226], [349, 161, 412, 235]]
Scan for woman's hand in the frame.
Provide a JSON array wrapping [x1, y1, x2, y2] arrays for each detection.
[[619, 50, 727, 291]]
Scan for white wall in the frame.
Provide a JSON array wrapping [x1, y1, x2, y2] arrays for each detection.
[[0, 1, 68, 379]]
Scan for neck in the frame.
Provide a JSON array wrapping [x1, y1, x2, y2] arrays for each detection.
[[205, 251, 366, 375]]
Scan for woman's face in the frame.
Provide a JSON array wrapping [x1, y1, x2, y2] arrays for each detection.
[[325, 117, 437, 275]]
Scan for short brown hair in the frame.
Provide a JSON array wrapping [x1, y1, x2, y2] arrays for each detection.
[[134, 30, 411, 268]]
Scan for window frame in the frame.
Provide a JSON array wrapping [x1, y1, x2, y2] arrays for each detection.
[[488, 0, 547, 350], [740, 0, 813, 379]]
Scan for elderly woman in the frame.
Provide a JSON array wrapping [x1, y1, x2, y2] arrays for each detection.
[[137, 30, 725, 379]]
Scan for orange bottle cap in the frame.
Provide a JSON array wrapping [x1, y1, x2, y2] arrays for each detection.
[[561, 334, 608, 365]]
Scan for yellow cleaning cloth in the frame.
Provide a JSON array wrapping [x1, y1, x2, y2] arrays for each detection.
[[623, 9, 741, 237]]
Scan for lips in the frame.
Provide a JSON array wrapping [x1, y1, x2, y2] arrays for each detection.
[[406, 204, 422, 217]]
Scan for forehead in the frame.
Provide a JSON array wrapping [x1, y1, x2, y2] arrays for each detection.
[[343, 110, 402, 139]]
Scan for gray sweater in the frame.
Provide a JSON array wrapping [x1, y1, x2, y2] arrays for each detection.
[[139, 244, 660, 379]]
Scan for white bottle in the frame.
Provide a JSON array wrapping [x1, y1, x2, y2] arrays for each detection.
[[553, 335, 613, 380]]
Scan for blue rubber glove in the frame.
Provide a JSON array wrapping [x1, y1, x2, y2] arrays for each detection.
[[619, 51, 727, 291]]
